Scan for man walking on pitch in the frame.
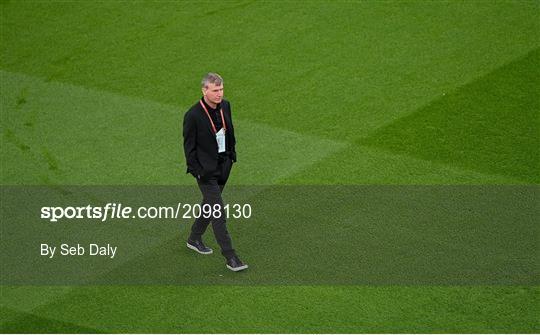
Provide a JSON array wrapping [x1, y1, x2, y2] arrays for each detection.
[[183, 72, 248, 272]]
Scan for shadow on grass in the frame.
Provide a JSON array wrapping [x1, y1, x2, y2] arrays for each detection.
[[361, 48, 540, 182], [1, 306, 106, 333]]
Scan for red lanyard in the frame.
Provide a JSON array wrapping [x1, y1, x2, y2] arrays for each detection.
[[200, 100, 226, 134]]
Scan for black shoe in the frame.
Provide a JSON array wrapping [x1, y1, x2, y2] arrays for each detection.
[[226, 255, 248, 272], [186, 239, 213, 255]]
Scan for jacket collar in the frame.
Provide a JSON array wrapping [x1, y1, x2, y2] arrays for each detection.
[[201, 97, 221, 111]]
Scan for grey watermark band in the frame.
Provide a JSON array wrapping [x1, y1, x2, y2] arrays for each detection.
[[1, 185, 538, 285]]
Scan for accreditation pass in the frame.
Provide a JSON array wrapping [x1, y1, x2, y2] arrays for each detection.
[[216, 128, 226, 153]]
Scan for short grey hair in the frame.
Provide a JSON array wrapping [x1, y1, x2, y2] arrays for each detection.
[[201, 73, 223, 88]]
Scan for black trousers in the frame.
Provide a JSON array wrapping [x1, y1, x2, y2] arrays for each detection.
[[189, 157, 236, 259]]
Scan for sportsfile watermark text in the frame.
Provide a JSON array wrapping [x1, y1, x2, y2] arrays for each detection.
[[40, 203, 252, 222]]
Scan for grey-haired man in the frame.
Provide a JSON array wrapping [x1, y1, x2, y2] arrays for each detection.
[[183, 73, 248, 272]]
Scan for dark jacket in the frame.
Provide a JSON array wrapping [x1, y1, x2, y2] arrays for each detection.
[[183, 98, 237, 178]]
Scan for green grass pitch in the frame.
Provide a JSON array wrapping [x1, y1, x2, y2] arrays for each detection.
[[1, 1, 539, 333]]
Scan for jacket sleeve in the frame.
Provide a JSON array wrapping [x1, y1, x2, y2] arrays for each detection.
[[228, 102, 237, 162], [183, 111, 203, 175]]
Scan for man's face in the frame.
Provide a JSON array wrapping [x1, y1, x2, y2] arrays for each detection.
[[202, 82, 224, 105]]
